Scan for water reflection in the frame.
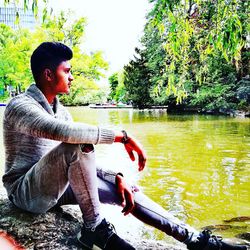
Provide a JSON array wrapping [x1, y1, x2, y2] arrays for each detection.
[[0, 107, 249, 242]]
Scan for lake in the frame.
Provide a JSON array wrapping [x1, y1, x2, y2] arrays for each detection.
[[0, 107, 249, 243]]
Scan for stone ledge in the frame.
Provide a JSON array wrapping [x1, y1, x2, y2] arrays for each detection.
[[0, 199, 185, 250]]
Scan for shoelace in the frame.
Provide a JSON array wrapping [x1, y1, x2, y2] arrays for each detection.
[[88, 220, 117, 235], [203, 230, 223, 247], [106, 221, 117, 234]]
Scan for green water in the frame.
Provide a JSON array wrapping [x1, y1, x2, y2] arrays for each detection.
[[0, 107, 249, 242]]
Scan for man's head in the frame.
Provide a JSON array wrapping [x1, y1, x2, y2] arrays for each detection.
[[30, 42, 74, 95]]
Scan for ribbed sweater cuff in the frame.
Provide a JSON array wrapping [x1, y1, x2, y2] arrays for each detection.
[[97, 127, 115, 144], [102, 171, 123, 185]]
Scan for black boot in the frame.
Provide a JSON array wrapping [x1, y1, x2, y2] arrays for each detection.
[[187, 230, 247, 250], [77, 218, 135, 250]]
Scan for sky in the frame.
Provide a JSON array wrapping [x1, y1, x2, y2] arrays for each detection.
[[48, 0, 151, 80]]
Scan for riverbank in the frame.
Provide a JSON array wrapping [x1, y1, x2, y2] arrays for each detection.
[[71, 104, 250, 117], [0, 197, 185, 250], [1, 100, 249, 117], [1, 195, 249, 249], [0, 188, 185, 249]]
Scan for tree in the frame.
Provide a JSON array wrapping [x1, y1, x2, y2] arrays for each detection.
[[4, 0, 51, 22], [0, 24, 34, 95], [0, 11, 109, 105], [140, 19, 170, 105], [121, 0, 249, 112], [108, 71, 128, 103], [148, 0, 249, 101], [108, 73, 119, 101], [124, 48, 153, 108]]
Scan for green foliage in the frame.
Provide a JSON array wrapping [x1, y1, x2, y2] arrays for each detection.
[[124, 48, 153, 108], [189, 54, 239, 111], [108, 71, 128, 103], [108, 73, 119, 100], [0, 24, 33, 96], [4, 0, 51, 20], [4, 0, 249, 112], [61, 88, 109, 106], [114, 80, 127, 103], [40, 11, 87, 47], [141, 21, 169, 105], [120, 0, 249, 112], [236, 77, 250, 104], [0, 12, 109, 105]]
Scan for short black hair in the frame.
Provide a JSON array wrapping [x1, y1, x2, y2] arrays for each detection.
[[30, 42, 73, 83]]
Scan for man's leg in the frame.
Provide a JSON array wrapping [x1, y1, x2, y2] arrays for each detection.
[[56, 174, 198, 243], [97, 176, 198, 243], [47, 168, 247, 250], [10, 143, 101, 228], [10, 143, 135, 250], [97, 177, 247, 250]]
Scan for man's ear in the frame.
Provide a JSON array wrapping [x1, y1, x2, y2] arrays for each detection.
[[44, 68, 54, 81]]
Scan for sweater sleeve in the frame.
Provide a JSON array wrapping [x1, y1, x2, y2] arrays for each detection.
[[5, 100, 115, 145]]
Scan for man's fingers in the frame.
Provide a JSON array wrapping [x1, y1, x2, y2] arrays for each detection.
[[125, 145, 135, 161], [124, 138, 147, 171], [138, 152, 147, 171], [121, 191, 134, 216], [129, 151, 135, 161], [139, 161, 145, 171], [122, 202, 133, 216], [117, 188, 126, 207]]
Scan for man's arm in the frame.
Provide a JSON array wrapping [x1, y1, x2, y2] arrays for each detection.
[[5, 101, 114, 145]]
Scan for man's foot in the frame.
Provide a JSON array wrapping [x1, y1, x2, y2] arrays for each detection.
[[187, 230, 247, 250], [77, 218, 135, 250]]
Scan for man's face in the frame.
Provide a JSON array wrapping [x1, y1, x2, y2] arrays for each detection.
[[53, 61, 74, 95]]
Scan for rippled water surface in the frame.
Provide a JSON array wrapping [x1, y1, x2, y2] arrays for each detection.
[[0, 107, 249, 242]]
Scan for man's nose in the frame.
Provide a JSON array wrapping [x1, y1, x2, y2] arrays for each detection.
[[69, 73, 74, 81]]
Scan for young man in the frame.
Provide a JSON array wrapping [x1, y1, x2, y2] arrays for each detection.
[[2, 42, 247, 250]]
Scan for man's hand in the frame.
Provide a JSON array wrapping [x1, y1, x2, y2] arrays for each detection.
[[114, 131, 147, 171], [116, 174, 136, 216]]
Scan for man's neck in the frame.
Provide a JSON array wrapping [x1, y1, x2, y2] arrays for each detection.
[[36, 84, 56, 104], [44, 94, 56, 104]]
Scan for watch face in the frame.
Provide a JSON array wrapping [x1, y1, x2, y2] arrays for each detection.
[[121, 130, 129, 144]]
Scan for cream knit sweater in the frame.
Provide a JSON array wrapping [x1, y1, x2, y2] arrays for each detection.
[[3, 84, 118, 196]]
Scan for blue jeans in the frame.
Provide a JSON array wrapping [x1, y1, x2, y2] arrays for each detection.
[[9, 143, 198, 243]]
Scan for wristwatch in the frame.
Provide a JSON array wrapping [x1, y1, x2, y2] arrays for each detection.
[[121, 130, 129, 144]]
